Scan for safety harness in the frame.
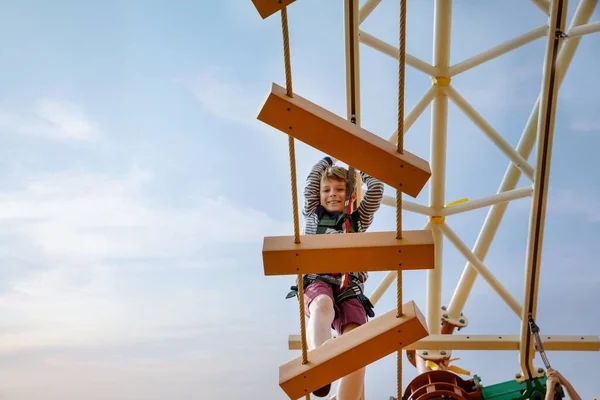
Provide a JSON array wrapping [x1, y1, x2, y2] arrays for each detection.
[[315, 209, 357, 234], [286, 272, 374, 318]]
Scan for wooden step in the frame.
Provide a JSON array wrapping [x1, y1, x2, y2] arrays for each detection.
[[279, 301, 428, 399], [251, 0, 297, 19], [257, 83, 431, 198], [263, 230, 435, 276]]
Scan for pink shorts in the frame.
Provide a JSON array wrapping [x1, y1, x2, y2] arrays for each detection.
[[304, 279, 367, 335]]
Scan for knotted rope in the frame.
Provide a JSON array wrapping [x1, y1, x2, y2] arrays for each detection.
[[397, 0, 407, 398], [280, 9, 309, 385]]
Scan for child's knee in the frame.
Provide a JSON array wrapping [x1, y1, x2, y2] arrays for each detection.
[[309, 294, 335, 316]]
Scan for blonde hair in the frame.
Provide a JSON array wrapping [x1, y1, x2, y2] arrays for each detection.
[[321, 166, 348, 183], [321, 166, 360, 196]]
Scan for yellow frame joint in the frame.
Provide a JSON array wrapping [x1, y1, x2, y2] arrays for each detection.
[[430, 216, 445, 224], [429, 198, 469, 224], [432, 76, 451, 86]]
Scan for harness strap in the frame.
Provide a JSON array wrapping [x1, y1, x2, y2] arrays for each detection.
[[315, 208, 358, 235], [285, 274, 375, 318]]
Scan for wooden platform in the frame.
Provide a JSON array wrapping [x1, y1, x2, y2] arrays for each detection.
[[263, 230, 435, 276], [251, 0, 297, 19], [279, 301, 428, 399], [257, 83, 431, 198]]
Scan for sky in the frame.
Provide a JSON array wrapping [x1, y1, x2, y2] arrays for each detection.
[[0, 0, 598, 399]]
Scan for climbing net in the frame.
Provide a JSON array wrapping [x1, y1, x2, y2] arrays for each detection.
[[251, 0, 600, 398]]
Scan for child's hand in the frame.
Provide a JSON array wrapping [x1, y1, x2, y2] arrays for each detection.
[[546, 368, 561, 388]]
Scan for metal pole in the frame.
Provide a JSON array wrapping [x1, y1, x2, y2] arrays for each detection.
[[359, 0, 383, 25], [345, 4, 366, 398], [345, 0, 363, 206], [444, 0, 598, 325], [346, 0, 361, 127], [450, 24, 548, 77], [382, 195, 434, 216], [531, 0, 551, 15], [519, 0, 567, 379], [445, 85, 534, 181], [426, 0, 452, 336], [567, 20, 600, 37], [440, 223, 523, 317], [359, 30, 439, 76], [441, 187, 533, 217], [388, 85, 438, 144]]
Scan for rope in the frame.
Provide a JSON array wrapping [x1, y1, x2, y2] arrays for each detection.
[[395, 0, 406, 241], [396, 0, 406, 317], [395, 0, 406, 316], [397, 340, 403, 400], [397, 1, 407, 399], [280, 7, 300, 244], [280, 6, 308, 371], [281, 7, 293, 98]]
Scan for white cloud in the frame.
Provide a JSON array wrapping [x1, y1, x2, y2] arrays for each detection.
[[570, 118, 600, 133], [0, 99, 99, 141], [547, 188, 600, 223], [0, 166, 289, 261], [0, 341, 286, 400], [191, 65, 267, 130], [0, 165, 290, 355], [0, 263, 228, 354]]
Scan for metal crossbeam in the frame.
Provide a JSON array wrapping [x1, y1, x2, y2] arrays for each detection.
[[288, 334, 600, 352]]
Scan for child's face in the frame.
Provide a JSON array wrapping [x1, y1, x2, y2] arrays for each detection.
[[320, 178, 346, 213]]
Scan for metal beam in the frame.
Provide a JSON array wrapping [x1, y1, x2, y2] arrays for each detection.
[[425, 0, 452, 337], [519, 0, 567, 380], [388, 86, 438, 145], [382, 194, 434, 216], [346, 0, 363, 206], [449, 25, 548, 77], [440, 223, 523, 317], [567, 20, 600, 37], [445, 85, 535, 181], [531, 0, 551, 15], [289, 334, 600, 351], [359, 30, 440, 76], [441, 187, 533, 217], [358, 0, 382, 24], [345, 0, 361, 127]]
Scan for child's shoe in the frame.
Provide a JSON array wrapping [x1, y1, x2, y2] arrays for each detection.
[[312, 337, 336, 397], [312, 384, 331, 397]]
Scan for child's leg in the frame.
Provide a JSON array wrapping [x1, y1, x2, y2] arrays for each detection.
[[304, 279, 337, 397], [333, 299, 368, 400], [304, 280, 336, 350]]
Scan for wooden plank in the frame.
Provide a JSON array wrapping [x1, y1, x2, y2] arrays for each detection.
[[263, 230, 434, 276], [288, 334, 600, 352], [251, 0, 297, 19], [279, 301, 428, 399], [257, 83, 431, 198]]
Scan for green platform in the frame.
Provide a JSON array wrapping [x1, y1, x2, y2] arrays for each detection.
[[476, 375, 564, 400]]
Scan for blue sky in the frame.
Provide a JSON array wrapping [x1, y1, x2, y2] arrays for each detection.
[[0, 0, 598, 399]]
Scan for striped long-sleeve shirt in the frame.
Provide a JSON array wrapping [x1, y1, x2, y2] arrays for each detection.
[[302, 157, 384, 283]]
